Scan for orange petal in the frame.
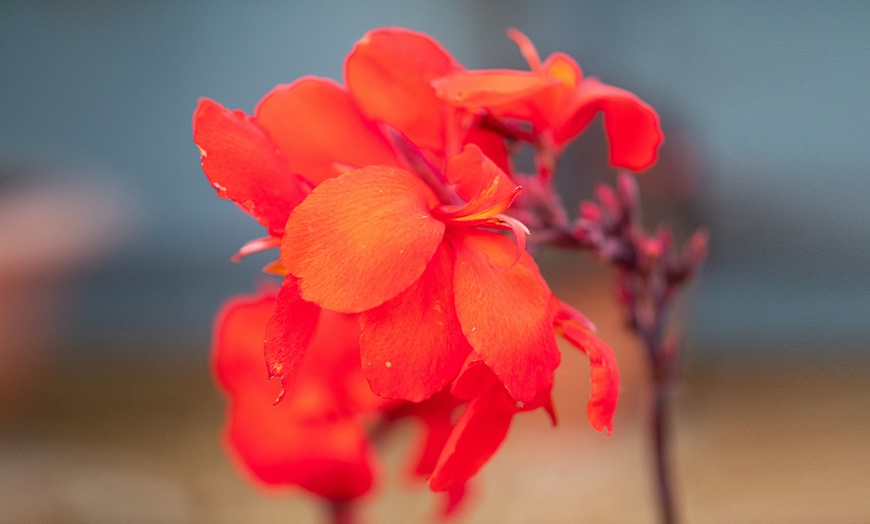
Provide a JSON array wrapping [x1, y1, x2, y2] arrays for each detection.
[[282, 165, 446, 313], [440, 144, 519, 220], [255, 78, 398, 185], [359, 242, 470, 402], [429, 389, 515, 491], [263, 276, 321, 396], [345, 27, 461, 153], [557, 77, 664, 171], [433, 70, 557, 113], [451, 230, 560, 403], [193, 98, 308, 236]]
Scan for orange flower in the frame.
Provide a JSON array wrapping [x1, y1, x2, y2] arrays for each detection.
[[267, 144, 560, 405], [433, 30, 664, 172]]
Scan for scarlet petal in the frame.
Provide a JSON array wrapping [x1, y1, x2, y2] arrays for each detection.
[[429, 391, 514, 491], [441, 144, 518, 219], [558, 320, 620, 435], [451, 231, 560, 403], [360, 242, 470, 402], [264, 276, 321, 393], [282, 166, 446, 313], [558, 78, 663, 171], [213, 288, 280, 392], [254, 78, 398, 185], [193, 98, 307, 236], [212, 289, 374, 499], [346, 27, 460, 152]]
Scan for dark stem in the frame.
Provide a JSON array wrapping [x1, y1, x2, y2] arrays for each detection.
[[651, 359, 678, 524], [328, 500, 359, 524]]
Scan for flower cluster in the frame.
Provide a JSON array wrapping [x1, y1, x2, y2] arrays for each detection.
[[195, 27, 663, 517]]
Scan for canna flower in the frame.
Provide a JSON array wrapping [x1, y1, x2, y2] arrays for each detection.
[[212, 288, 382, 500], [433, 29, 664, 172], [267, 144, 560, 405]]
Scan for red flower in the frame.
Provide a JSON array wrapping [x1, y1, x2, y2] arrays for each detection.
[[268, 144, 560, 405], [433, 30, 664, 172], [212, 288, 382, 500]]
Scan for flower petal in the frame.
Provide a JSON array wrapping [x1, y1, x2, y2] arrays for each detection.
[[434, 70, 557, 112], [557, 77, 663, 171], [555, 302, 620, 435], [451, 231, 560, 403], [440, 144, 519, 220], [212, 289, 374, 499], [345, 27, 461, 153], [254, 78, 398, 185], [282, 165, 446, 313], [428, 389, 515, 491], [359, 242, 470, 402], [264, 276, 321, 396], [193, 98, 308, 236]]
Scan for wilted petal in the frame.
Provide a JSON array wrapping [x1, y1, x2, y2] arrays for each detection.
[[451, 230, 560, 403], [360, 242, 470, 402], [255, 78, 398, 185], [282, 165, 445, 313], [346, 27, 460, 152], [264, 276, 321, 395], [193, 98, 308, 235]]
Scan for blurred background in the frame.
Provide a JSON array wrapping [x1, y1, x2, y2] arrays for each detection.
[[1, 1, 867, 522]]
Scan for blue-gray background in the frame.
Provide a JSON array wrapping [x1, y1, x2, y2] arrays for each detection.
[[2, 1, 868, 358]]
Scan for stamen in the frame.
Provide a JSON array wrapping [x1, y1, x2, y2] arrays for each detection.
[[506, 28, 542, 72]]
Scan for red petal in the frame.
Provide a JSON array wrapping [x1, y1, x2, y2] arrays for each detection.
[[225, 396, 375, 499], [429, 390, 515, 491], [440, 144, 519, 220], [556, 307, 620, 435], [345, 27, 461, 153], [557, 77, 663, 171], [213, 288, 280, 392], [263, 276, 321, 396], [451, 231, 560, 403], [359, 242, 470, 402], [254, 78, 398, 185], [212, 289, 374, 499], [434, 70, 557, 112], [282, 165, 446, 313], [193, 98, 308, 236]]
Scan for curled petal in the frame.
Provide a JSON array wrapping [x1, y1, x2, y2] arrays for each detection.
[[439, 144, 520, 221], [264, 276, 321, 399], [230, 236, 281, 263], [557, 78, 663, 171], [255, 78, 398, 184], [193, 99, 308, 235], [282, 166, 445, 313], [555, 305, 620, 435], [506, 28, 542, 72], [451, 231, 560, 403], [346, 27, 461, 153], [359, 242, 470, 402]]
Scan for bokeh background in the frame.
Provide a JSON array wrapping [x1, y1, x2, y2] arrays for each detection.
[[1, 1, 867, 523]]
